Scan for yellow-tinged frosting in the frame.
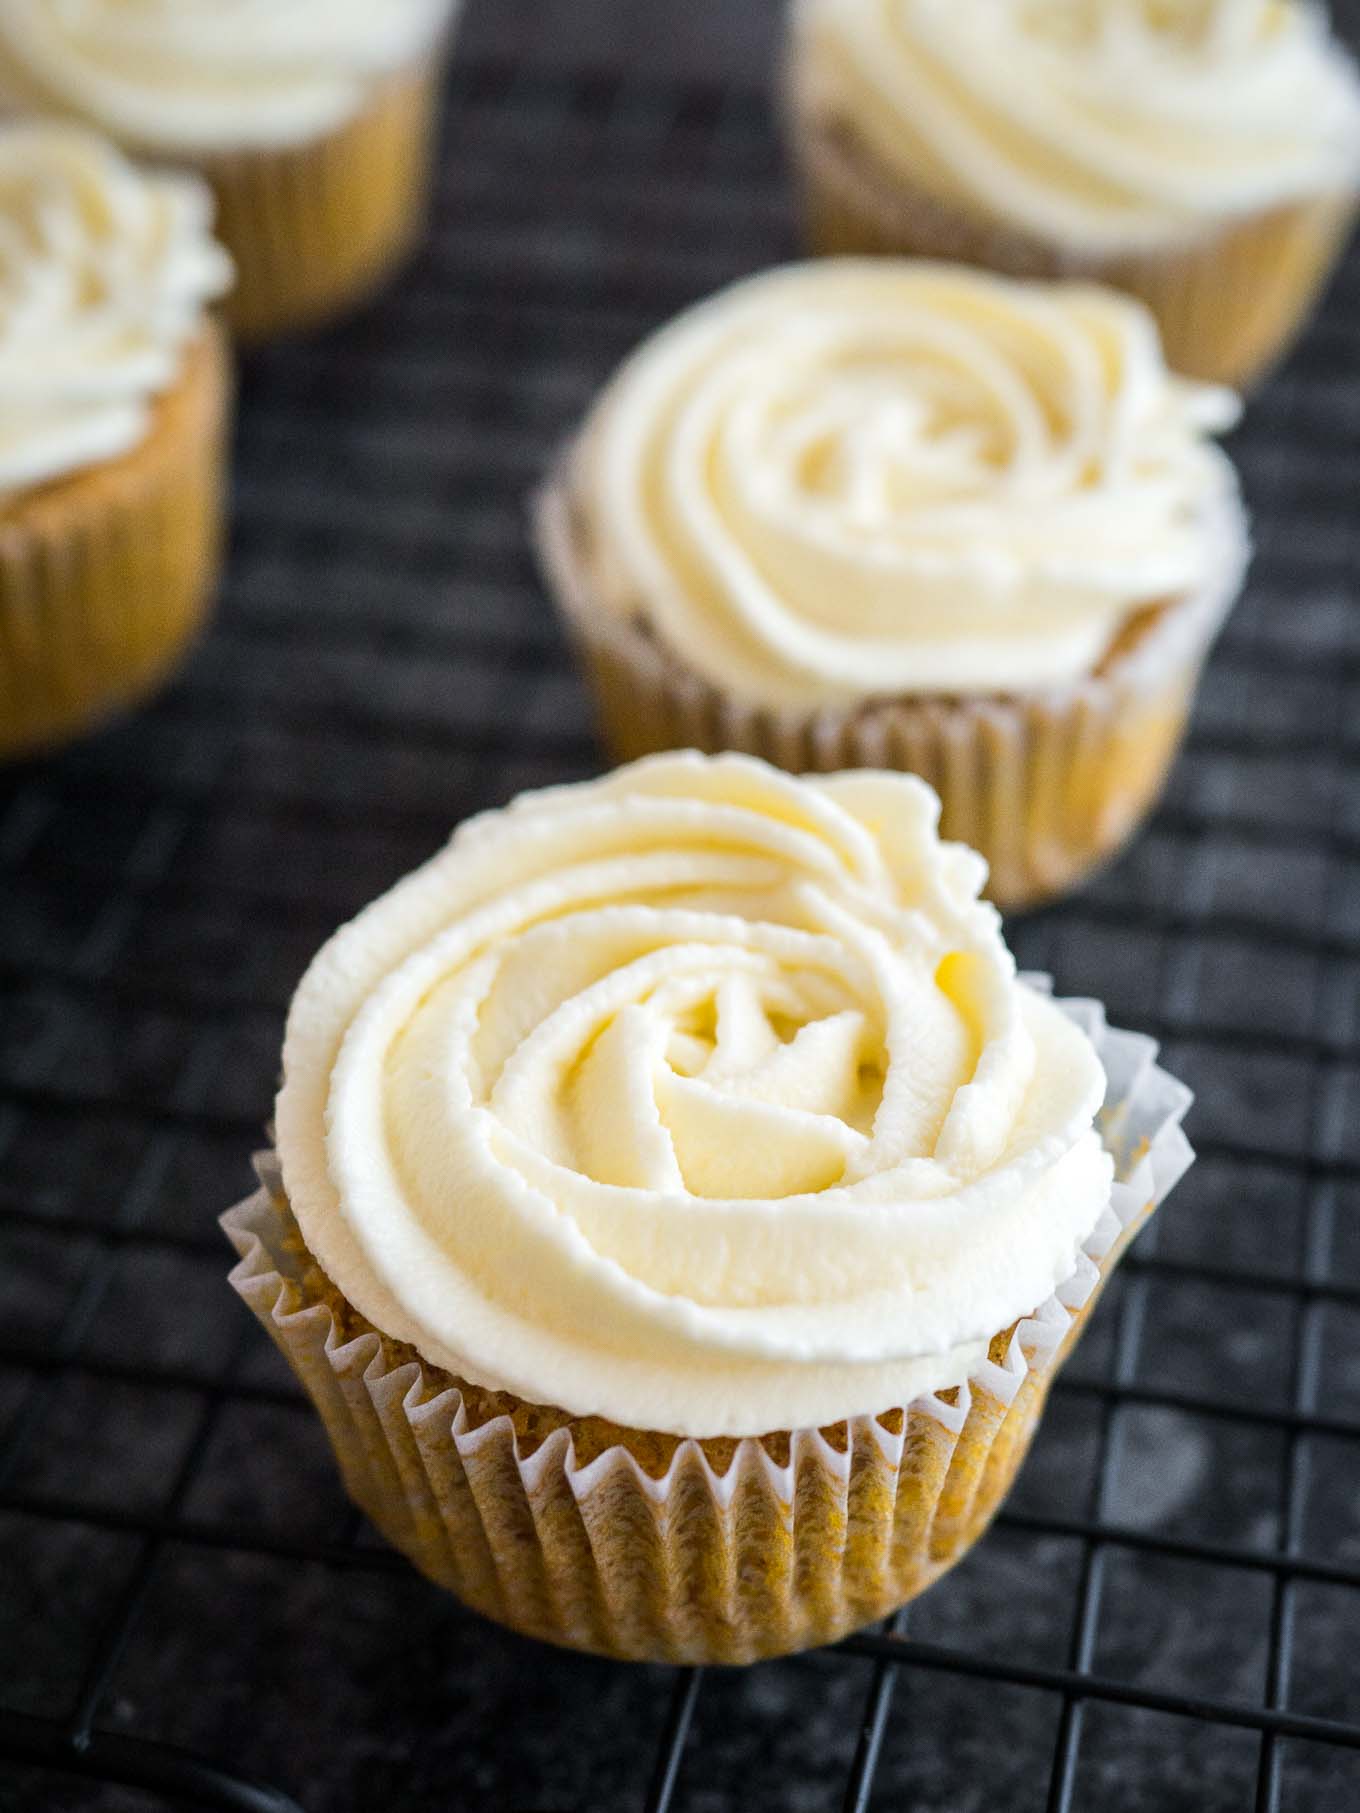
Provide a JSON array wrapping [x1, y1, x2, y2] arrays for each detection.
[[0, 122, 230, 499], [572, 260, 1245, 709], [276, 753, 1114, 1438], [791, 0, 1360, 254], [0, 0, 458, 153]]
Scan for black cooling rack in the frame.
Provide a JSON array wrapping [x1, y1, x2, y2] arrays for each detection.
[[5, 5, 1360, 1809]]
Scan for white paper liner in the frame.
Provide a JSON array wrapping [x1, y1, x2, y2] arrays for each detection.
[[222, 990, 1192, 1662]]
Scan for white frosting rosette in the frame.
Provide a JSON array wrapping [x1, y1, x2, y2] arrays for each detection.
[[566, 260, 1246, 709], [274, 753, 1119, 1439], [0, 0, 459, 153], [0, 122, 231, 499], [790, 0, 1360, 255]]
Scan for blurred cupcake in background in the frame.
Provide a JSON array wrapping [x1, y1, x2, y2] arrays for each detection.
[[0, 121, 232, 757], [0, 0, 460, 341], [784, 0, 1360, 386], [535, 259, 1248, 910]]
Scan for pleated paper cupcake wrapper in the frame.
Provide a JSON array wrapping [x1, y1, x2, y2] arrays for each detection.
[[223, 992, 1193, 1665], [534, 477, 1247, 912], [186, 58, 444, 342], [0, 324, 230, 760], [784, 85, 1355, 388]]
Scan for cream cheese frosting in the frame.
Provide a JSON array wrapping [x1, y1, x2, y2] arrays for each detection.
[[275, 753, 1115, 1438], [571, 260, 1246, 708], [0, 122, 231, 500], [0, 0, 458, 154], [791, 0, 1360, 255]]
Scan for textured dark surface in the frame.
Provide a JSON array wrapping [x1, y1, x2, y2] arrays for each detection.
[[4, 2, 1360, 1809]]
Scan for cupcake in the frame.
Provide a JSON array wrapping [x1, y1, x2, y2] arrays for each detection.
[[534, 260, 1249, 911], [224, 752, 1194, 1665], [0, 122, 232, 759], [784, 0, 1360, 386], [0, 0, 459, 341]]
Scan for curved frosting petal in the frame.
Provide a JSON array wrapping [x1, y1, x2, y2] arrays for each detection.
[[0, 0, 458, 153], [571, 259, 1245, 707], [792, 0, 1360, 254], [0, 122, 231, 499], [276, 753, 1115, 1438]]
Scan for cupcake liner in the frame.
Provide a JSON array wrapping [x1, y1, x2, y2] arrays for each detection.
[[0, 324, 231, 760], [187, 59, 444, 342], [534, 475, 1247, 912], [785, 88, 1355, 388], [223, 993, 1193, 1665]]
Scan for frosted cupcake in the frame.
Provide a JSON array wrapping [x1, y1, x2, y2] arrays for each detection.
[[534, 260, 1248, 910], [225, 752, 1194, 1665], [0, 122, 232, 758], [785, 0, 1360, 386], [0, 0, 459, 341]]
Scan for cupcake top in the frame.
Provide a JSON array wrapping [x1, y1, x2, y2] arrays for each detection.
[[566, 259, 1245, 710], [0, 122, 231, 501], [0, 0, 458, 154], [791, 0, 1360, 255], [276, 752, 1114, 1438]]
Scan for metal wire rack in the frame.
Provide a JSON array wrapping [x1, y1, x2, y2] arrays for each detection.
[[4, 6, 1360, 1808]]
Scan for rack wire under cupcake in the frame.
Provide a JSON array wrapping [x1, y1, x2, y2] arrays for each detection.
[[5, 7, 1360, 1810]]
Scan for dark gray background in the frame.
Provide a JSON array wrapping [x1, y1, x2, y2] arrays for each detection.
[[4, 2, 1360, 1808]]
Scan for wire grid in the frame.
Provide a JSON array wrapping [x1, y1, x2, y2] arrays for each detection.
[[4, 14, 1360, 1813]]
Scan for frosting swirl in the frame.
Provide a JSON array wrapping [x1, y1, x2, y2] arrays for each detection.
[[276, 753, 1114, 1438], [571, 260, 1244, 707], [0, 0, 458, 153], [0, 122, 231, 500], [791, 0, 1360, 254]]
